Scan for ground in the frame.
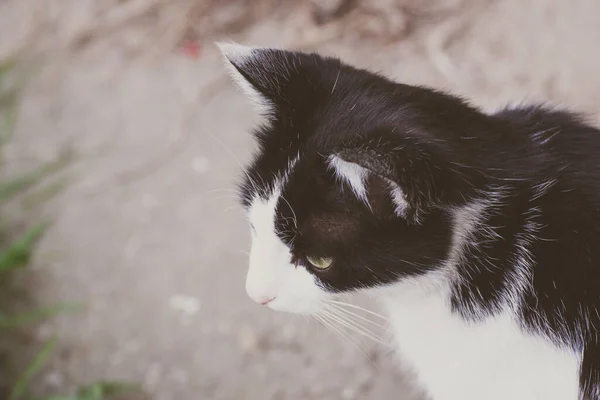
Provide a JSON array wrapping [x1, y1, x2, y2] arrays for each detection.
[[1, 0, 600, 399]]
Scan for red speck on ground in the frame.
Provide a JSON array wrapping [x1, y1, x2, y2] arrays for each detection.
[[180, 40, 202, 59]]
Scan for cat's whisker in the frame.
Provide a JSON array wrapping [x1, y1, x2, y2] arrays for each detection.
[[322, 305, 386, 336], [213, 195, 242, 202], [326, 300, 388, 321], [314, 313, 378, 365], [320, 308, 390, 348], [279, 194, 298, 229], [201, 188, 238, 196], [326, 303, 388, 330], [218, 205, 246, 216], [210, 136, 263, 196]]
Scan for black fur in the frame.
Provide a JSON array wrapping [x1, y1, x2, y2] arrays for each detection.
[[231, 48, 600, 398]]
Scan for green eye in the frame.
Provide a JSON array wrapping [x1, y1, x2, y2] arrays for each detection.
[[306, 256, 334, 270]]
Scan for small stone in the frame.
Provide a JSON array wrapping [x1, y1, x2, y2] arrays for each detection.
[[168, 294, 201, 316], [43, 370, 64, 388], [144, 363, 163, 388], [238, 324, 258, 353], [192, 156, 210, 174], [341, 386, 358, 400]]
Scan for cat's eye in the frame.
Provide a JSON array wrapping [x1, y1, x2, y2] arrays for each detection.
[[306, 256, 334, 270]]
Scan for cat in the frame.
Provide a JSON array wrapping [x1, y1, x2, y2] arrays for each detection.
[[218, 42, 600, 400]]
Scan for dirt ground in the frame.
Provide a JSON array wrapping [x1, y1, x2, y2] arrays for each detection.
[[2, 0, 600, 399]]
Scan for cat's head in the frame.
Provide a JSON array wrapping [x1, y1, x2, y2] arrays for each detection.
[[219, 43, 488, 314]]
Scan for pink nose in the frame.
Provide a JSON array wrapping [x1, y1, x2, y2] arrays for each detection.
[[258, 297, 275, 305]]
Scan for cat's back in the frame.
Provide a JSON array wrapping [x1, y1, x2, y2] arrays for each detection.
[[492, 105, 600, 179]]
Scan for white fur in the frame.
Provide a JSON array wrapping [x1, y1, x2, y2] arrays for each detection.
[[387, 180, 408, 218], [246, 180, 326, 314], [380, 281, 579, 400], [328, 155, 370, 206], [328, 155, 409, 216], [376, 202, 580, 400], [217, 42, 273, 116]]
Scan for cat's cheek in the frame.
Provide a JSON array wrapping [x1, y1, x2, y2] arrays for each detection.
[[266, 266, 329, 315]]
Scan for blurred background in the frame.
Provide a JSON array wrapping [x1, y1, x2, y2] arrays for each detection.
[[1, 0, 600, 399]]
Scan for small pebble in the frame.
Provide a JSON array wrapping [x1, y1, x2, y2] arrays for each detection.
[[192, 156, 210, 174], [43, 370, 64, 388], [238, 324, 258, 353], [341, 386, 358, 400], [168, 294, 201, 316], [144, 362, 163, 388]]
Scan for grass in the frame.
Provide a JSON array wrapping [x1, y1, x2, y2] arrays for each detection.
[[0, 58, 142, 399]]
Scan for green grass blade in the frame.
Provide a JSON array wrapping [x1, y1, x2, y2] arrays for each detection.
[[0, 302, 83, 328], [23, 178, 70, 210], [41, 397, 74, 400], [0, 93, 18, 146], [9, 337, 57, 400], [0, 56, 19, 79], [0, 55, 23, 147], [0, 222, 47, 273], [75, 381, 142, 400], [0, 151, 74, 202]]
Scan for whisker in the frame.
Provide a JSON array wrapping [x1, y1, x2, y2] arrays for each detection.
[[200, 188, 239, 196], [211, 137, 262, 197], [326, 303, 387, 330], [213, 195, 242, 202], [320, 308, 390, 348], [322, 306, 386, 337], [326, 300, 388, 321], [279, 195, 298, 229], [219, 206, 246, 216], [314, 313, 377, 364]]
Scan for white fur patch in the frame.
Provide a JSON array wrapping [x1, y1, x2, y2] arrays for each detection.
[[448, 201, 487, 269], [328, 155, 410, 217], [375, 201, 579, 400], [246, 178, 326, 314], [387, 179, 409, 218], [217, 42, 273, 116], [381, 283, 579, 400], [328, 155, 370, 206]]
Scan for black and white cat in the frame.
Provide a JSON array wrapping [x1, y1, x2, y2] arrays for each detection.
[[218, 42, 600, 400]]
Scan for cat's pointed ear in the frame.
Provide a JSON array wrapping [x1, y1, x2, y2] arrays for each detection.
[[330, 129, 481, 221], [217, 42, 272, 115], [217, 42, 301, 116]]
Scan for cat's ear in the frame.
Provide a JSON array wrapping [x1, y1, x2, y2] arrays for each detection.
[[217, 42, 304, 116], [330, 128, 480, 221]]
